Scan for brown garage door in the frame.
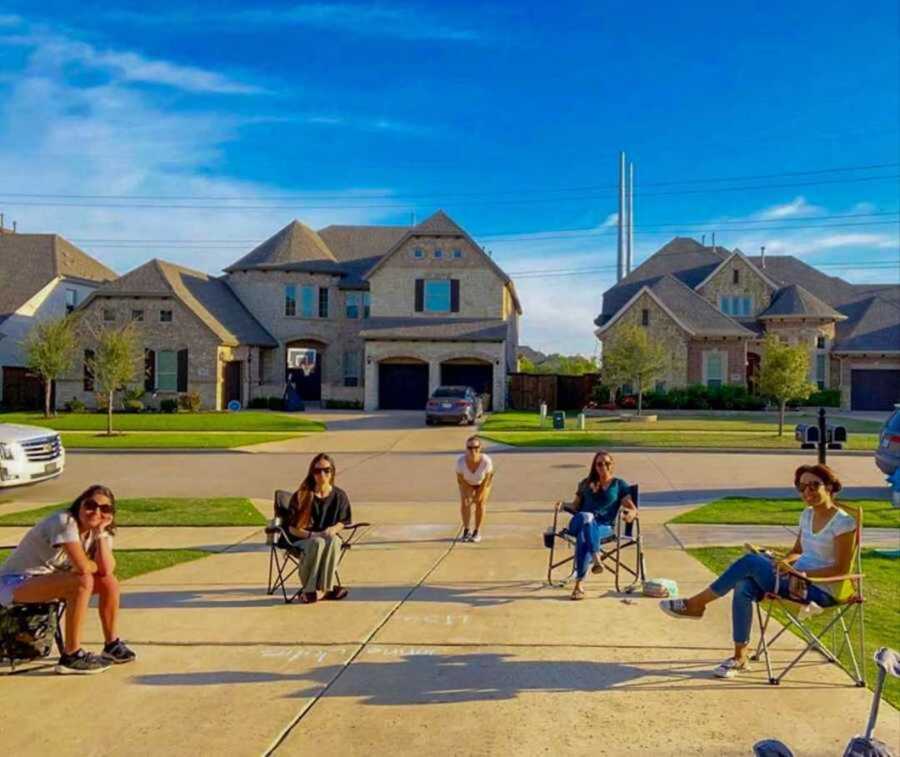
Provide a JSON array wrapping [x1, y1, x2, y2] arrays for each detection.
[[851, 369, 900, 411]]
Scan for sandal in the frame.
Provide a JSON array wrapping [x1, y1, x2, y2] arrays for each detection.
[[570, 587, 586, 601], [326, 587, 349, 601], [658, 598, 703, 620], [299, 592, 318, 604]]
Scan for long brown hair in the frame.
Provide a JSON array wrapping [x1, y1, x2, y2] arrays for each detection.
[[67, 484, 117, 535], [587, 450, 614, 485], [289, 453, 336, 528]]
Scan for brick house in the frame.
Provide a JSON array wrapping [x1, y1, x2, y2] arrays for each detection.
[[59, 211, 521, 411], [595, 238, 900, 411], [0, 229, 115, 409]]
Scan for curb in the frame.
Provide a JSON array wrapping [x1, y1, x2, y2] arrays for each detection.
[[480, 444, 874, 457]]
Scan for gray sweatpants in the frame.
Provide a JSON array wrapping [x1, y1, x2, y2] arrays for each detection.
[[297, 536, 340, 593]]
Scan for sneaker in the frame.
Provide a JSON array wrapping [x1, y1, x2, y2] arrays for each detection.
[[55, 649, 112, 675], [470, 531, 482, 543], [102, 639, 137, 664], [460, 529, 471, 542], [713, 657, 751, 679]]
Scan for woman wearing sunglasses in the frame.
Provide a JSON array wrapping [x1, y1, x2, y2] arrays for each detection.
[[660, 463, 856, 679], [456, 435, 494, 543], [0, 484, 135, 674], [558, 450, 636, 600], [287, 453, 352, 603]]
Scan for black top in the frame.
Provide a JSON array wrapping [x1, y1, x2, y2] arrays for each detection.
[[308, 486, 353, 531]]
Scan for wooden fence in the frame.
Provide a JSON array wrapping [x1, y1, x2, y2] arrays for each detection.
[[507, 372, 603, 411]]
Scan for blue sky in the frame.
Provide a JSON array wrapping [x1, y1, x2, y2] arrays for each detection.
[[0, 1, 897, 354]]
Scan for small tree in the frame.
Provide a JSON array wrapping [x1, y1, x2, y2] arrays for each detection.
[[89, 324, 142, 436], [757, 334, 816, 435], [22, 316, 79, 418], [601, 324, 668, 415]]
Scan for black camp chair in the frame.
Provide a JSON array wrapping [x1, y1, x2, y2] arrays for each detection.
[[265, 489, 371, 604], [544, 484, 645, 592]]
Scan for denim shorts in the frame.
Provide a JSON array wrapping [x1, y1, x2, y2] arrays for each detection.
[[0, 573, 29, 607]]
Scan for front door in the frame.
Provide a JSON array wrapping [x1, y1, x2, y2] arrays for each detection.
[[224, 361, 243, 408]]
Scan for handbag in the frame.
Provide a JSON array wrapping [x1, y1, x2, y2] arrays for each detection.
[[0, 602, 60, 664]]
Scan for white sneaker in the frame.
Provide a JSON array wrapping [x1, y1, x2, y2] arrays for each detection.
[[470, 531, 482, 543], [713, 657, 751, 679]]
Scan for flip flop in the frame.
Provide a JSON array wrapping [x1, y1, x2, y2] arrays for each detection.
[[570, 587, 586, 601], [659, 598, 703, 620], [326, 587, 349, 601], [299, 592, 318, 604]]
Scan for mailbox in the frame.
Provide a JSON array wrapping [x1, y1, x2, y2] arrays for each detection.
[[795, 424, 820, 448], [552, 411, 566, 430], [827, 424, 847, 449]]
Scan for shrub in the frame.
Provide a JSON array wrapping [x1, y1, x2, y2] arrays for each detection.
[[324, 399, 363, 410], [590, 383, 612, 404], [267, 396, 284, 411], [247, 397, 269, 409], [642, 384, 767, 411], [799, 389, 840, 407], [64, 398, 87, 413], [178, 391, 202, 412], [94, 393, 110, 413], [160, 398, 178, 414], [123, 399, 144, 413], [121, 386, 145, 405]]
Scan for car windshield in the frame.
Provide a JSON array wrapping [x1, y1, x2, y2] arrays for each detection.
[[886, 411, 900, 433], [433, 387, 467, 398]]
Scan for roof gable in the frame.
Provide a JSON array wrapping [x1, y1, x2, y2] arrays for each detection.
[[224, 220, 336, 272], [760, 284, 847, 320], [833, 294, 900, 352], [695, 249, 779, 292]]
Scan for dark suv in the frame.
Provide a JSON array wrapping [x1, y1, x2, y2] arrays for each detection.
[[425, 386, 484, 426], [875, 406, 900, 477]]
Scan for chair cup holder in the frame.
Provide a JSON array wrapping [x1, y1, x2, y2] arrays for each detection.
[[542, 530, 556, 549]]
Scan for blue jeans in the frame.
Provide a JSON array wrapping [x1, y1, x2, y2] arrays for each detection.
[[709, 553, 836, 644], [567, 512, 614, 580]]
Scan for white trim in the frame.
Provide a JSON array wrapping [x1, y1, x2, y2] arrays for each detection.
[[695, 250, 779, 292], [594, 286, 694, 337]]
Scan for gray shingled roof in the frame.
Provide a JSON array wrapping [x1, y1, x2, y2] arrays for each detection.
[[360, 317, 508, 342], [318, 224, 408, 262], [647, 276, 755, 336], [759, 284, 847, 320], [224, 220, 336, 272], [0, 233, 116, 319], [88, 260, 277, 347], [833, 294, 900, 352], [746, 255, 860, 306]]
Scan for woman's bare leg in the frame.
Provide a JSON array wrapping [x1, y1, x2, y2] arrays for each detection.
[[13, 572, 94, 654], [473, 484, 491, 532], [93, 574, 120, 643]]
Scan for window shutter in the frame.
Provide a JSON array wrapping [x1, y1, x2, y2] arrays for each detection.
[[415, 279, 424, 312], [145, 349, 155, 391], [83, 349, 95, 392], [177, 349, 188, 392], [450, 279, 460, 313]]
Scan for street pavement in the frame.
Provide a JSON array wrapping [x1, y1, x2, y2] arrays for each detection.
[[0, 412, 897, 756]]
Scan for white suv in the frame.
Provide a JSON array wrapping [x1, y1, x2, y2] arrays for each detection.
[[0, 424, 65, 488]]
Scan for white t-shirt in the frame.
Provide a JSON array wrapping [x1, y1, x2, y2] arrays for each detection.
[[0, 511, 110, 577], [795, 506, 856, 599], [456, 453, 493, 486]]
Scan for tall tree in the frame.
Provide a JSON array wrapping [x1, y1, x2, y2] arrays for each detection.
[[22, 316, 79, 418], [601, 324, 667, 415], [757, 334, 816, 435], [89, 324, 142, 436]]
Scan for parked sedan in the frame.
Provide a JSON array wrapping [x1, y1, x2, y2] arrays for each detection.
[[425, 386, 484, 426], [0, 424, 65, 488], [875, 406, 900, 476]]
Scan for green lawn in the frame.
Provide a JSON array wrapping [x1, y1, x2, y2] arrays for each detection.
[[60, 432, 303, 449], [670, 497, 900, 529], [0, 548, 210, 580], [689, 546, 900, 708], [0, 497, 265, 527], [482, 430, 878, 450], [0, 410, 325, 433]]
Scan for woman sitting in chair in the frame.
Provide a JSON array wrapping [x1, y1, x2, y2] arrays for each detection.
[[0, 484, 135, 674], [557, 450, 636, 600], [659, 463, 856, 679], [287, 453, 353, 604]]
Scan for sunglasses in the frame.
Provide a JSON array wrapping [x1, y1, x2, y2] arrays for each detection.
[[82, 499, 114, 514], [596, 460, 613, 468], [797, 481, 824, 493], [313, 467, 332, 475], [467, 445, 481, 451]]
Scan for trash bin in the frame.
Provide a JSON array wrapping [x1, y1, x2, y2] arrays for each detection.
[[577, 412, 586, 430], [552, 411, 566, 430]]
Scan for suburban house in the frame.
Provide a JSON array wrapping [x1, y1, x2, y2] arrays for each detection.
[[594, 237, 900, 411], [58, 211, 521, 411], [0, 227, 116, 409]]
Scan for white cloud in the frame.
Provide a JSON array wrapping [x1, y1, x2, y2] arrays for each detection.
[[756, 196, 823, 220], [601, 212, 619, 227]]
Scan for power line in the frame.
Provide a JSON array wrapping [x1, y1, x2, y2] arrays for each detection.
[[509, 260, 900, 279], [0, 161, 896, 202], [1, 174, 897, 211]]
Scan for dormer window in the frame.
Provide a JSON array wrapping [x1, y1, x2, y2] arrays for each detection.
[[452, 249, 462, 259], [413, 248, 424, 259], [434, 248, 444, 259], [65, 288, 78, 314], [816, 335, 826, 349]]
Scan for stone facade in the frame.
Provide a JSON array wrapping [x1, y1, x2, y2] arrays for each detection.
[[687, 338, 748, 386], [363, 340, 506, 411], [56, 296, 223, 410], [601, 292, 689, 388], [697, 255, 776, 315]]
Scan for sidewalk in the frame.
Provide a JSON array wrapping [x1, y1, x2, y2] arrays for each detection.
[[1, 500, 896, 756], [668, 523, 900, 549]]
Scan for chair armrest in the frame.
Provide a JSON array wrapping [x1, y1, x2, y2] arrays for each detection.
[[562, 505, 577, 515], [345, 522, 371, 529], [806, 573, 863, 584]]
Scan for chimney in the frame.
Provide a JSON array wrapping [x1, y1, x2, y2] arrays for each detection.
[[701, 233, 706, 246], [617, 151, 626, 282], [760, 245, 766, 268], [626, 161, 634, 274], [12, 221, 16, 233], [711, 231, 716, 250]]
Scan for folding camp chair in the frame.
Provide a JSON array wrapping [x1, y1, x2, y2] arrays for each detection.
[[1, 600, 65, 672], [751, 505, 866, 687], [265, 489, 371, 604], [545, 484, 645, 592]]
